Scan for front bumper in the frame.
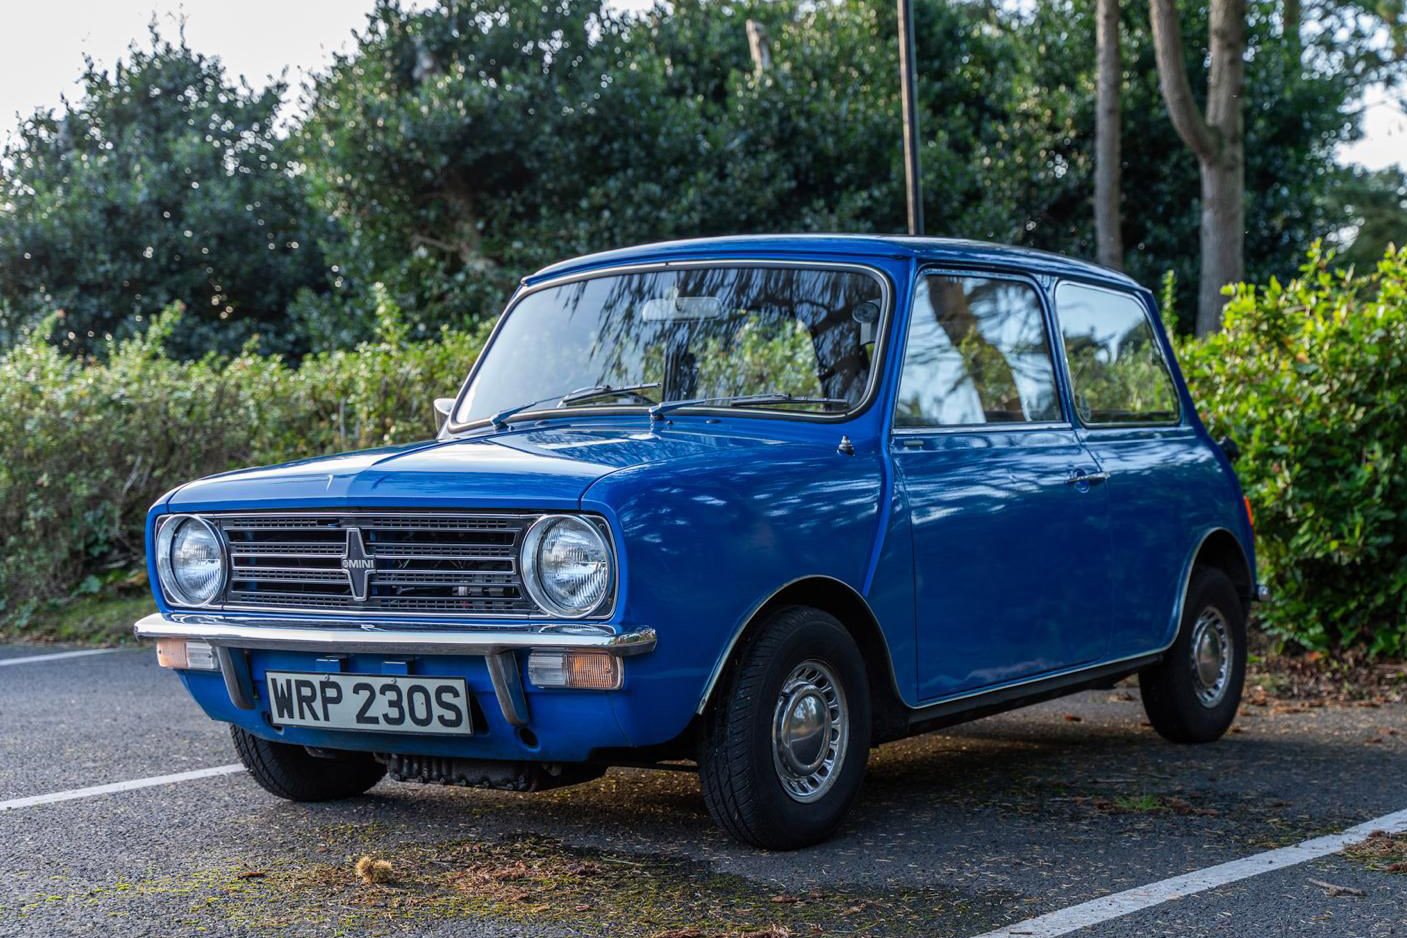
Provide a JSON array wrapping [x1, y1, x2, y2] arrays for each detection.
[[134, 612, 656, 729]]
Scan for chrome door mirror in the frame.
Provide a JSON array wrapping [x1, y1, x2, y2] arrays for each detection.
[[433, 397, 456, 433]]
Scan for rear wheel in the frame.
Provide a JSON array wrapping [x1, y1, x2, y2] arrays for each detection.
[[1139, 567, 1246, 743], [699, 606, 871, 849], [231, 726, 386, 801]]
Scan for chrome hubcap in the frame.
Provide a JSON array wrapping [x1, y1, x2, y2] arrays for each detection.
[[771, 660, 848, 803], [1189, 606, 1232, 708]]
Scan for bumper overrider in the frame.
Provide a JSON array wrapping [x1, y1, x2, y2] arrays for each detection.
[[133, 612, 657, 728]]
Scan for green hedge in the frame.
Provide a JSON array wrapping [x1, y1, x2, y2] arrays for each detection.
[[0, 286, 488, 621], [1178, 244, 1407, 656]]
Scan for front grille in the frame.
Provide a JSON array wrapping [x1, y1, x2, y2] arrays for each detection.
[[211, 512, 543, 617]]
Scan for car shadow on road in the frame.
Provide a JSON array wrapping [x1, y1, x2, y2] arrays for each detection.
[[242, 693, 1404, 897]]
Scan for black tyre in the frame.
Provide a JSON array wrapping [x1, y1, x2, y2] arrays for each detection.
[[231, 726, 386, 801], [1139, 567, 1247, 743], [699, 606, 871, 850]]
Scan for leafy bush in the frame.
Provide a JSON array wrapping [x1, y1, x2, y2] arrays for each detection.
[[0, 287, 488, 622], [1179, 244, 1407, 656]]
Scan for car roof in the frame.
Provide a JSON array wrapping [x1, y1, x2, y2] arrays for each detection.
[[523, 234, 1142, 291]]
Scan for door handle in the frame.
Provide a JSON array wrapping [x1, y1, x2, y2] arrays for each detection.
[[1065, 469, 1110, 487]]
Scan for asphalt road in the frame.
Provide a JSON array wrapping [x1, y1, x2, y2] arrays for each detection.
[[1, 644, 1403, 937]]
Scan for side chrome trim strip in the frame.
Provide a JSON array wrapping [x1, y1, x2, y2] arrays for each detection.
[[906, 649, 1164, 720]]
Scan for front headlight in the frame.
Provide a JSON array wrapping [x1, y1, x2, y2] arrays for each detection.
[[156, 515, 226, 607], [520, 515, 613, 618]]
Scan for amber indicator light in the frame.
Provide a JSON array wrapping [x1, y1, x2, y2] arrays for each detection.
[[155, 637, 189, 670]]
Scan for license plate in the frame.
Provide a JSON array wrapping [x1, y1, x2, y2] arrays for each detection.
[[264, 671, 473, 736]]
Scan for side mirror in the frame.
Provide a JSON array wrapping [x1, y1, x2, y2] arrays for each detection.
[[433, 397, 456, 434], [1218, 435, 1241, 463]]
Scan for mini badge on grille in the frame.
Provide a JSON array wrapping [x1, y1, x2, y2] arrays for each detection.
[[340, 528, 376, 601]]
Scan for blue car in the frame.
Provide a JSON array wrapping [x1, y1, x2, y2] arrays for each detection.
[[136, 235, 1260, 849]]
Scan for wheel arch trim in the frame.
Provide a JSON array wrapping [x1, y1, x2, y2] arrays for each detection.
[[1173, 526, 1253, 640], [695, 575, 903, 715]]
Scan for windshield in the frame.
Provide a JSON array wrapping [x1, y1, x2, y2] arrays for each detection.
[[455, 265, 887, 425]]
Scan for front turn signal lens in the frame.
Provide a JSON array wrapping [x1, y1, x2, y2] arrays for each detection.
[[155, 638, 217, 671], [156, 637, 188, 670], [1244, 496, 1255, 528], [527, 651, 622, 690]]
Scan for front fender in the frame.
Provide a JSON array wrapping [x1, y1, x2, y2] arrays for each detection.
[[581, 441, 890, 747]]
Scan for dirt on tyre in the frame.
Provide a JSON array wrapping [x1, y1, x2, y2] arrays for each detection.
[[1140, 567, 1247, 743], [232, 726, 386, 801], [699, 605, 871, 850]]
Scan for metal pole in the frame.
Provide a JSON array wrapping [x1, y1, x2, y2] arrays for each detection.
[[897, 0, 924, 236]]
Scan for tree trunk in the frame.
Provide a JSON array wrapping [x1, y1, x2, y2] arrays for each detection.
[[1094, 0, 1123, 270], [1283, 0, 1301, 51], [1198, 157, 1243, 335], [746, 20, 772, 77], [1149, 0, 1246, 335]]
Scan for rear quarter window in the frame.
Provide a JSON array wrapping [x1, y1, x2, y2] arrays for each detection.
[[1054, 282, 1180, 426]]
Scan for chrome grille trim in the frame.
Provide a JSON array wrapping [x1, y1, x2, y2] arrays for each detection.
[[185, 510, 612, 620]]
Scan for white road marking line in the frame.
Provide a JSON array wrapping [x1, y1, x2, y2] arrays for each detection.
[[971, 807, 1407, 938], [0, 648, 124, 667], [0, 765, 244, 812]]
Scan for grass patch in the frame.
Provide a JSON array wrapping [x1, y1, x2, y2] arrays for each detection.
[[204, 828, 1012, 937], [1343, 831, 1407, 873], [0, 589, 153, 646]]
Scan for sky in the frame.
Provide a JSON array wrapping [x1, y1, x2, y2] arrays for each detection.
[[0, 0, 1402, 171]]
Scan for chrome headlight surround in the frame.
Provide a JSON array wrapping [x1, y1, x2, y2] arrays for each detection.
[[519, 514, 615, 619], [155, 514, 227, 608]]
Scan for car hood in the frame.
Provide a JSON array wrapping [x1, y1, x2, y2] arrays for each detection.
[[163, 422, 805, 512]]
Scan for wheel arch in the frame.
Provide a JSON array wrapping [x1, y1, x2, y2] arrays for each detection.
[[695, 576, 909, 741], [1181, 527, 1254, 622]]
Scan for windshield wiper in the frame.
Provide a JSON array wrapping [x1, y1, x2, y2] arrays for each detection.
[[488, 382, 661, 430], [648, 393, 850, 422]]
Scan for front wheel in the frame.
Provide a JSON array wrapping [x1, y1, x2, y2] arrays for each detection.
[[699, 606, 871, 849], [232, 726, 386, 801], [1139, 567, 1247, 743]]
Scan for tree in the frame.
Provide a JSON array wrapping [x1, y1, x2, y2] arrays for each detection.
[[1148, 0, 1246, 335], [295, 0, 1063, 339], [1095, 0, 1124, 269], [0, 27, 333, 358]]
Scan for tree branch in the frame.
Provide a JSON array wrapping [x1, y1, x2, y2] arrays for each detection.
[[1148, 0, 1218, 162]]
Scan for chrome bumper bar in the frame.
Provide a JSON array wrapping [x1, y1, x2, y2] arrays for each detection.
[[133, 613, 656, 727]]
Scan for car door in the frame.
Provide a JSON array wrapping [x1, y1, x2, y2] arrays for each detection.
[[892, 271, 1113, 701], [1052, 281, 1204, 659]]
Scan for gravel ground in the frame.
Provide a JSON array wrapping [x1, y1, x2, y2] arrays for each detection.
[[1, 646, 1403, 937]]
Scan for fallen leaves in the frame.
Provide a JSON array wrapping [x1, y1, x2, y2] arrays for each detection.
[[1343, 830, 1407, 873], [1246, 644, 1406, 706], [354, 855, 394, 886]]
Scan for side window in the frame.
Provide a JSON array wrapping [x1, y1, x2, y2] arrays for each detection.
[[895, 275, 1061, 427], [1054, 283, 1180, 426]]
